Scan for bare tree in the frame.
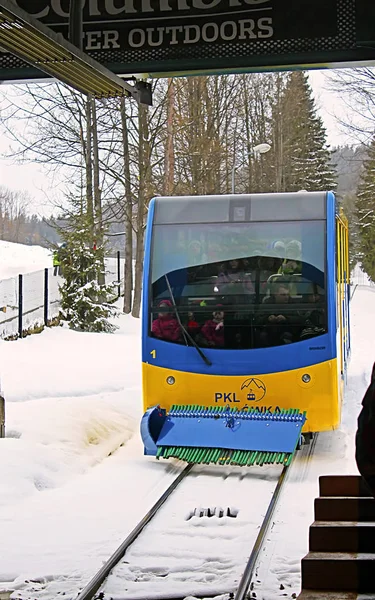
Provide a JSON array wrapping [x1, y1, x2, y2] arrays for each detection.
[[164, 78, 175, 196], [0, 186, 28, 242], [326, 68, 375, 144], [132, 103, 151, 319], [120, 97, 133, 314], [84, 95, 94, 240], [173, 76, 236, 195]]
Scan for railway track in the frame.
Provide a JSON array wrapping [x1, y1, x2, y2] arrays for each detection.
[[74, 435, 317, 600], [75, 464, 193, 600], [234, 432, 318, 600]]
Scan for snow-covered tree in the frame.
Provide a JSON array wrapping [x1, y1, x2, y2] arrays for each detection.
[[278, 72, 336, 192], [355, 136, 375, 281], [58, 217, 118, 332]]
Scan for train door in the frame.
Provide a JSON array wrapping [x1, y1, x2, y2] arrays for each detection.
[[336, 211, 350, 380]]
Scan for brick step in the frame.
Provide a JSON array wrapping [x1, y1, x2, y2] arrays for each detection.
[[302, 552, 375, 592], [310, 521, 375, 552], [319, 476, 372, 498], [297, 591, 360, 599], [315, 497, 375, 522]]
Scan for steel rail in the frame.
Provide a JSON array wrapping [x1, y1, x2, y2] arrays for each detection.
[[75, 463, 193, 600], [233, 464, 289, 600], [148, 462, 292, 600], [233, 433, 318, 600]]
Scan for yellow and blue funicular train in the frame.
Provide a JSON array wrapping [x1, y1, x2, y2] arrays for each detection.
[[140, 192, 350, 467]]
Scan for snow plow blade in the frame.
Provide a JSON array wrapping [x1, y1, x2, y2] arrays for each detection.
[[141, 405, 306, 466]]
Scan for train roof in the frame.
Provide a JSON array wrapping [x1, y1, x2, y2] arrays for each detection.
[[152, 192, 331, 225]]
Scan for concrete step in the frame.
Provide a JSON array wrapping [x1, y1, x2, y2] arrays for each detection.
[[302, 552, 375, 592], [297, 591, 360, 599], [319, 476, 372, 498], [310, 521, 375, 552], [315, 497, 375, 522], [297, 591, 362, 599]]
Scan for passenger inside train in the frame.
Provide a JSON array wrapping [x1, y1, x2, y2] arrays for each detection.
[[197, 309, 225, 348], [259, 279, 300, 347], [151, 300, 181, 343], [150, 222, 327, 349]]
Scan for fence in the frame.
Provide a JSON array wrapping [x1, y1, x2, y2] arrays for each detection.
[[0, 252, 125, 339], [351, 264, 375, 297]]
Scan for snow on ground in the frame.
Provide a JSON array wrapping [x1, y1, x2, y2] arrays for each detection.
[[0, 241, 52, 280], [352, 263, 375, 288], [0, 312, 175, 597], [0, 245, 374, 600]]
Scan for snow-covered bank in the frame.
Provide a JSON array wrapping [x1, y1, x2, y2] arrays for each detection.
[[0, 311, 150, 597], [0, 241, 52, 280]]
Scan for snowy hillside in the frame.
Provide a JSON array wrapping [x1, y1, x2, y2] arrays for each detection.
[[0, 240, 52, 280]]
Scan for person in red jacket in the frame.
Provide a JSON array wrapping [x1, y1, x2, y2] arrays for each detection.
[[151, 300, 181, 343], [200, 309, 225, 348], [186, 311, 200, 338]]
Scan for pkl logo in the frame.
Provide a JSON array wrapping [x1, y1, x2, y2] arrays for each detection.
[[241, 378, 266, 403]]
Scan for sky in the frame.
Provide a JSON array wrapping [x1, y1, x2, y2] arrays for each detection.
[[0, 68, 360, 218], [0, 129, 65, 219], [0, 241, 375, 600], [308, 69, 354, 147]]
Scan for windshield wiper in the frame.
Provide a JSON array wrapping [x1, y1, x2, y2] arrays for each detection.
[[165, 275, 212, 367]]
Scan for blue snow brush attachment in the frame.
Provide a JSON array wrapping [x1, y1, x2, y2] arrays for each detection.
[[140, 405, 307, 466]]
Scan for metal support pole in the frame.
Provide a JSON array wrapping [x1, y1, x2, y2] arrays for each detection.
[[18, 274, 23, 338], [44, 268, 49, 326], [69, 0, 84, 49], [231, 166, 236, 194], [117, 250, 121, 298], [0, 392, 4, 438]]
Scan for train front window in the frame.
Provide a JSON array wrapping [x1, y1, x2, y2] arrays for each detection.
[[150, 221, 327, 349]]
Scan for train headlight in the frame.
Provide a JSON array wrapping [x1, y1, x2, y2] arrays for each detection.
[[166, 376, 175, 385], [302, 374, 311, 383]]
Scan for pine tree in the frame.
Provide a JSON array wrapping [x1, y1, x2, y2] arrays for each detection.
[[355, 136, 375, 281], [278, 72, 336, 192], [58, 217, 118, 332]]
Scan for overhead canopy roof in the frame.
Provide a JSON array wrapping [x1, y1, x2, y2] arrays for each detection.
[[0, 0, 150, 102]]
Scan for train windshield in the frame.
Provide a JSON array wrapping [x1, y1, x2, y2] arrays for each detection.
[[150, 220, 327, 349]]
